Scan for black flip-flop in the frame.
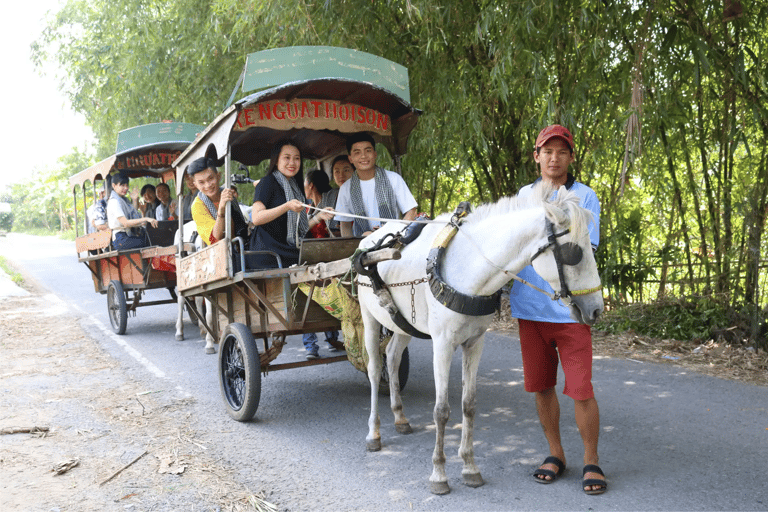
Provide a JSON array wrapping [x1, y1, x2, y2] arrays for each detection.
[[582, 464, 607, 495], [533, 456, 566, 484]]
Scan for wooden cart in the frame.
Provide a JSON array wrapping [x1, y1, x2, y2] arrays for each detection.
[[70, 122, 203, 334]]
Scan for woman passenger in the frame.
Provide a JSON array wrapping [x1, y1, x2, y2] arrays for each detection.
[[139, 184, 160, 218], [250, 141, 331, 268], [154, 183, 174, 221], [107, 173, 158, 250], [327, 155, 354, 236], [304, 169, 335, 239]]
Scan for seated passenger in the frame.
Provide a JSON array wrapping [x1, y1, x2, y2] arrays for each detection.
[[154, 183, 175, 221], [175, 173, 198, 223], [107, 173, 158, 250], [249, 141, 331, 269], [326, 155, 354, 236], [139, 184, 160, 219], [304, 169, 336, 239], [86, 189, 108, 234], [188, 157, 250, 247], [334, 133, 418, 237]]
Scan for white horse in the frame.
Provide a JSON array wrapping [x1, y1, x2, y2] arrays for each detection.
[[356, 184, 604, 495]]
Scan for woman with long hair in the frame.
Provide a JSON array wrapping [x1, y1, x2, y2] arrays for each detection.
[[249, 140, 331, 268], [106, 173, 158, 250]]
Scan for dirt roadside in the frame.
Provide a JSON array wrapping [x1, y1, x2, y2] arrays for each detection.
[[0, 277, 276, 512], [2, 274, 766, 512]]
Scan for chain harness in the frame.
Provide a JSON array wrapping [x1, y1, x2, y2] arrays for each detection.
[[352, 203, 602, 337]]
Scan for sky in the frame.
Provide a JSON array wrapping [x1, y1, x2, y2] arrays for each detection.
[[0, 0, 94, 192]]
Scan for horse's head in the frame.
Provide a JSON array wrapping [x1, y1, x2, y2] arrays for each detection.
[[528, 187, 604, 325]]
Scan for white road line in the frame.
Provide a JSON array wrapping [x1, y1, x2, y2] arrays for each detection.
[[67, 299, 168, 380]]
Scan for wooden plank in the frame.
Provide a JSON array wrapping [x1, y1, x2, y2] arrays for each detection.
[[75, 230, 112, 253], [177, 240, 230, 291]]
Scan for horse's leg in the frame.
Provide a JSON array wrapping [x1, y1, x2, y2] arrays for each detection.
[[386, 333, 412, 434], [459, 333, 485, 488], [175, 293, 184, 341], [203, 298, 216, 354], [429, 339, 454, 495], [362, 305, 383, 452]]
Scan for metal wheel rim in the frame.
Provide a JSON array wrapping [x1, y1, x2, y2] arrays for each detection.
[[107, 285, 122, 330], [220, 334, 246, 411]]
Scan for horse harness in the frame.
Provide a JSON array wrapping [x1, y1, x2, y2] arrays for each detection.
[[353, 203, 600, 337]]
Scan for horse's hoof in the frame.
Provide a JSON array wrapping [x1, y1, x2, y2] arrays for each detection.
[[430, 481, 450, 495], [366, 439, 381, 452], [205, 346, 216, 354], [395, 423, 413, 435], [175, 334, 184, 341], [463, 473, 485, 488]]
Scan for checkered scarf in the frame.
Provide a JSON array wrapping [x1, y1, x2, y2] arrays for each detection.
[[273, 171, 309, 247], [348, 166, 397, 237]]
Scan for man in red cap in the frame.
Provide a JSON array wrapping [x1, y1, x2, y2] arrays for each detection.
[[509, 124, 607, 495]]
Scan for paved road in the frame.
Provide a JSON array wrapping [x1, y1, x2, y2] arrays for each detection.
[[2, 233, 766, 511]]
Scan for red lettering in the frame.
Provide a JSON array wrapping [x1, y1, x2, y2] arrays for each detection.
[[340, 105, 350, 121], [377, 113, 389, 131], [311, 101, 322, 118], [258, 103, 271, 120], [286, 102, 299, 120], [366, 109, 375, 126], [301, 101, 310, 118], [358, 106, 366, 124], [152, 153, 160, 166], [235, 110, 246, 129], [274, 102, 286, 120], [244, 108, 256, 127]]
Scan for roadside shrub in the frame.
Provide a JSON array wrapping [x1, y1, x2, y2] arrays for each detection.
[[0, 211, 12, 232], [595, 295, 766, 348]]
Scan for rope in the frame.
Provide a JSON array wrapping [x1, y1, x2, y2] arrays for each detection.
[[303, 202, 595, 302], [301, 202, 446, 226]]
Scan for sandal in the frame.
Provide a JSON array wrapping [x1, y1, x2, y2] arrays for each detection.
[[582, 464, 607, 495], [533, 456, 566, 484]]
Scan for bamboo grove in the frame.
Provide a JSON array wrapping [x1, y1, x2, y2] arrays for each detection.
[[31, 0, 768, 341]]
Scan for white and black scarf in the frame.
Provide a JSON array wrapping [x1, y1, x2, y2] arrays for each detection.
[[109, 190, 141, 236], [197, 189, 221, 220], [348, 166, 397, 237], [273, 172, 309, 247]]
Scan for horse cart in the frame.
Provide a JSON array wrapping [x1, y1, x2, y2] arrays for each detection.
[[172, 46, 421, 421], [70, 122, 203, 335]]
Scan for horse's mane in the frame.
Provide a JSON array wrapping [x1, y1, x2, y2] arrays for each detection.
[[466, 183, 592, 241]]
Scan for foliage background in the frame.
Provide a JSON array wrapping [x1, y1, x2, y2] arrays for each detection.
[[8, 0, 767, 346]]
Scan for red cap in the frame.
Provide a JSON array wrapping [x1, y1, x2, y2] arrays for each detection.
[[535, 124, 574, 152]]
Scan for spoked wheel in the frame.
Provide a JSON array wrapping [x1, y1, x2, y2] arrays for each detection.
[[107, 280, 128, 335], [380, 346, 410, 395], [218, 323, 261, 421]]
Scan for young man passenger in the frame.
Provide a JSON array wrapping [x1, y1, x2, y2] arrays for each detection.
[[508, 125, 606, 495], [334, 133, 417, 237]]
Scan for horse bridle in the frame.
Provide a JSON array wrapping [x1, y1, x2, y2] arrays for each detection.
[[530, 219, 601, 303]]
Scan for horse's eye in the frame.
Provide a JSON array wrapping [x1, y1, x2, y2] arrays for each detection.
[[560, 242, 583, 266]]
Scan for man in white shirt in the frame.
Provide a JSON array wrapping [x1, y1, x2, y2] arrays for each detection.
[[334, 133, 417, 237]]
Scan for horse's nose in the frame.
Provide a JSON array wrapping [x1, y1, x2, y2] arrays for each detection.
[[591, 308, 603, 322]]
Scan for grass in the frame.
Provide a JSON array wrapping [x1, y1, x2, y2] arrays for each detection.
[[0, 255, 23, 286]]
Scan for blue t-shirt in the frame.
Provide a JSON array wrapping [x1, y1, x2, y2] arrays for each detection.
[[508, 179, 600, 323]]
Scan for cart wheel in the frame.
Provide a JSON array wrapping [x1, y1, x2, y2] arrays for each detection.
[[218, 323, 261, 421], [107, 280, 128, 335], [379, 346, 410, 395]]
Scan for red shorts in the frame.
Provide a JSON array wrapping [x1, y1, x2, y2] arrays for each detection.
[[518, 319, 594, 400]]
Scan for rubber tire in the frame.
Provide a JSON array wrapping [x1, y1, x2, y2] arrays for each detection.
[[379, 346, 410, 395], [218, 323, 261, 422], [107, 280, 128, 335]]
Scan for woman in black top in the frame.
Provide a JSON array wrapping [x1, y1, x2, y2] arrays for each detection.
[[250, 141, 330, 268]]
